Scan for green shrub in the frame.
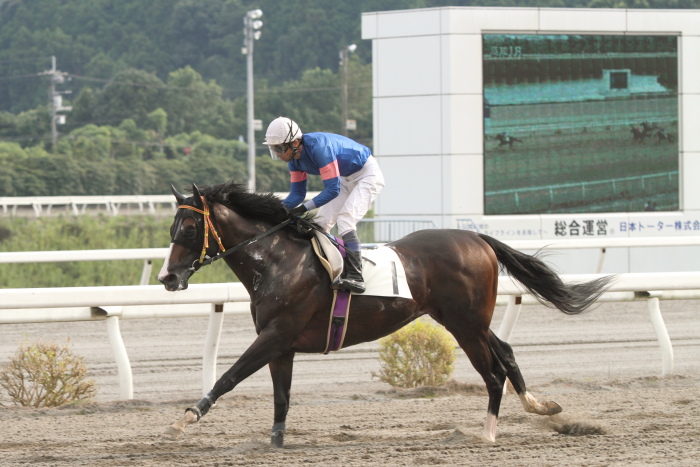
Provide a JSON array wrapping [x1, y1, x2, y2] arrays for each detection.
[[0, 340, 96, 407], [374, 318, 456, 388]]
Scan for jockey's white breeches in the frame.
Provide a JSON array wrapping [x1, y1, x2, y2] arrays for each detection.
[[314, 156, 385, 236]]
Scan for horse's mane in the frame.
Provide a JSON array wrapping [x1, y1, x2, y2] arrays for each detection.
[[196, 180, 289, 225]]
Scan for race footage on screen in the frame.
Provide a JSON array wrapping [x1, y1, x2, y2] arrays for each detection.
[[483, 34, 679, 215]]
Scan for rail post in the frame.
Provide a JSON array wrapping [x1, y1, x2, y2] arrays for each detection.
[[139, 260, 153, 286], [497, 295, 523, 343], [103, 308, 134, 400], [646, 295, 674, 375], [497, 295, 522, 395], [202, 303, 225, 395]]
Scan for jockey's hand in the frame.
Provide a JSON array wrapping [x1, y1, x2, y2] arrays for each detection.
[[287, 204, 307, 219]]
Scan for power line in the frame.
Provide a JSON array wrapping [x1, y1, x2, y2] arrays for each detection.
[[0, 72, 45, 81], [68, 74, 228, 95], [0, 133, 51, 143], [0, 69, 371, 97], [0, 131, 237, 152], [0, 56, 49, 65], [68, 73, 370, 96]]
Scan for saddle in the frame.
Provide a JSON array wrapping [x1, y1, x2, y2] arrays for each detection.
[[310, 232, 343, 282], [310, 232, 413, 299]]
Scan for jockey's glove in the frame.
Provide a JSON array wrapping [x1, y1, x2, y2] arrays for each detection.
[[287, 204, 307, 219]]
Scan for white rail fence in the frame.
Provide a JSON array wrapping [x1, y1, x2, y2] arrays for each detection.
[[0, 195, 176, 217], [0, 192, 321, 217], [2, 237, 700, 400]]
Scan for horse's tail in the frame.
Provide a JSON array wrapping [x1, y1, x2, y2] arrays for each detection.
[[477, 233, 615, 315]]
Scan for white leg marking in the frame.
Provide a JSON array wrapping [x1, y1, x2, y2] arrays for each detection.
[[157, 243, 174, 282], [483, 413, 497, 442]]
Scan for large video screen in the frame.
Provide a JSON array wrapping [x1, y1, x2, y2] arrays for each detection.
[[483, 34, 679, 215]]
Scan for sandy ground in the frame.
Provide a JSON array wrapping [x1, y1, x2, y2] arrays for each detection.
[[1, 299, 699, 466]]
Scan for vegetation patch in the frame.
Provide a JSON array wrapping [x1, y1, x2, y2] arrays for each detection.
[[0, 340, 96, 408], [373, 318, 456, 389]]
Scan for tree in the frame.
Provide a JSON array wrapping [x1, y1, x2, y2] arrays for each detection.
[[30, 154, 85, 195], [255, 155, 292, 192], [92, 68, 165, 129], [162, 66, 236, 139], [147, 108, 168, 156], [81, 160, 117, 195], [0, 141, 27, 195], [63, 124, 113, 161]]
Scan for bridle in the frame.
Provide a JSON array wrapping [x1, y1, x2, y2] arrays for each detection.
[[177, 196, 227, 265], [176, 195, 293, 271]]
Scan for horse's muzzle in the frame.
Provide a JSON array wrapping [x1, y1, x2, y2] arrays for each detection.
[[159, 273, 189, 291]]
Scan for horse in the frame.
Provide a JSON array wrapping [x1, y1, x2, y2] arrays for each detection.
[[630, 127, 647, 144], [495, 132, 523, 148], [158, 181, 614, 446], [640, 121, 655, 137], [654, 128, 676, 145]]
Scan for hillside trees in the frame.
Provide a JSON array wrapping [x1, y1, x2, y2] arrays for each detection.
[[245, 55, 372, 147], [2, 0, 697, 197], [0, 53, 370, 196], [0, 107, 50, 145], [3, 0, 700, 113]]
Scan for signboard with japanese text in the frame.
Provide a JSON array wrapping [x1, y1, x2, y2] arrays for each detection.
[[474, 213, 700, 240]]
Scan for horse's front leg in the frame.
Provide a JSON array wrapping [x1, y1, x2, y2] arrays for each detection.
[[163, 328, 289, 440], [269, 351, 295, 447]]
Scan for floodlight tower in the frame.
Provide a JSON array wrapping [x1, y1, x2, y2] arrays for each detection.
[[339, 44, 357, 136], [243, 9, 263, 192]]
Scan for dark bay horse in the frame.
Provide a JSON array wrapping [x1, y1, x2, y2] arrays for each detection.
[[495, 132, 523, 148], [158, 181, 614, 445]]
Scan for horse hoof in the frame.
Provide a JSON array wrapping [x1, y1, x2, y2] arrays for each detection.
[[545, 401, 563, 415], [271, 430, 285, 448], [162, 425, 185, 440], [482, 430, 496, 443]]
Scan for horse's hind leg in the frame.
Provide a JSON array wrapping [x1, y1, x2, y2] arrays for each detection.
[[489, 331, 562, 416], [445, 326, 508, 442], [269, 352, 295, 447]]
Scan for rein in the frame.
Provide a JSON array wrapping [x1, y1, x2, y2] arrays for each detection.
[[178, 196, 292, 269]]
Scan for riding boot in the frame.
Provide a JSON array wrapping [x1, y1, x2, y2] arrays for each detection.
[[332, 248, 365, 294]]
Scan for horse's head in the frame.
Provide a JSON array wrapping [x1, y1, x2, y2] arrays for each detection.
[[158, 183, 214, 291]]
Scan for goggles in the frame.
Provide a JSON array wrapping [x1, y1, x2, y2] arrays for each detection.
[[268, 143, 288, 160]]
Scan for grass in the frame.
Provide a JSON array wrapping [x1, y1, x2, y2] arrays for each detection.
[[0, 215, 235, 288]]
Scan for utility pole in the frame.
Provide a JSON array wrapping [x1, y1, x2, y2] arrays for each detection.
[[243, 9, 263, 192], [339, 44, 357, 137], [45, 56, 72, 152]]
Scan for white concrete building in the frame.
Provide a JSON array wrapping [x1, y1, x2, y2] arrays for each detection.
[[362, 7, 700, 273]]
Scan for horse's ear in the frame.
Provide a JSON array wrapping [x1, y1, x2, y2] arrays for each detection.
[[171, 184, 187, 205], [192, 183, 204, 209]]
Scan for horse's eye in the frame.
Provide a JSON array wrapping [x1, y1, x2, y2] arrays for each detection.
[[183, 224, 196, 240]]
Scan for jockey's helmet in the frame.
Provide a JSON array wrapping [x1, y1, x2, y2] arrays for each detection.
[[263, 117, 303, 160]]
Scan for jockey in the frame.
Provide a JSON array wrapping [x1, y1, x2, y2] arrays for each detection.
[[263, 116, 385, 294]]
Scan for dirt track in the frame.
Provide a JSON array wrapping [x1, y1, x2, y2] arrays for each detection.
[[1, 300, 699, 466]]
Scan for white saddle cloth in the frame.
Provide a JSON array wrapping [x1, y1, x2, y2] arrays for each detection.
[[312, 232, 413, 299]]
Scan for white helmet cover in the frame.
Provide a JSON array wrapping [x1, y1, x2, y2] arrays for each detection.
[[263, 117, 303, 159]]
